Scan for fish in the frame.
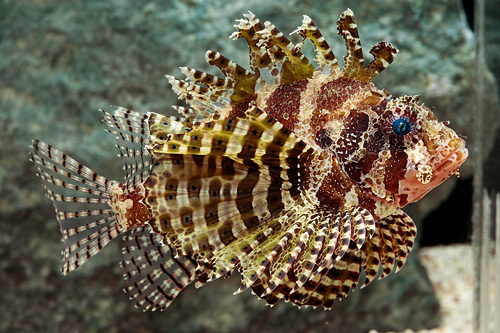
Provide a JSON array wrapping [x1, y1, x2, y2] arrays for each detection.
[[30, 9, 468, 311]]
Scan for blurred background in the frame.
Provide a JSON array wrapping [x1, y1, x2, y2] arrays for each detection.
[[0, 0, 498, 332]]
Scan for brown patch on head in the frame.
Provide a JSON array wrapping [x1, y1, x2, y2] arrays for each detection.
[[335, 112, 369, 182], [316, 158, 352, 209], [383, 150, 408, 194]]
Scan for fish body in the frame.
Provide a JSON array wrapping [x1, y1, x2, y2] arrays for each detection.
[[30, 9, 467, 311]]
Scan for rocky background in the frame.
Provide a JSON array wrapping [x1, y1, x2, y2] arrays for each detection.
[[0, 0, 497, 332]]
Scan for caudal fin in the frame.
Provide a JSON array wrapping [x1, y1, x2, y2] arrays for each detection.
[[30, 108, 153, 275], [30, 140, 123, 274]]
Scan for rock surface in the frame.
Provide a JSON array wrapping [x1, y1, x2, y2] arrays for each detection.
[[0, 0, 488, 332]]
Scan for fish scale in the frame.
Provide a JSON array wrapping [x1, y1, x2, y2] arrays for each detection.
[[30, 9, 467, 311]]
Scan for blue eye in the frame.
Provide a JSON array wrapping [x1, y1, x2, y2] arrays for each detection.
[[392, 118, 412, 136]]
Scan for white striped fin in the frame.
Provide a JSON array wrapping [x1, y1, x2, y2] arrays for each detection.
[[30, 140, 123, 274], [121, 225, 198, 311], [101, 107, 152, 191]]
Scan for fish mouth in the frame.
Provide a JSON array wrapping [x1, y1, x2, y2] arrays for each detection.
[[396, 143, 468, 206]]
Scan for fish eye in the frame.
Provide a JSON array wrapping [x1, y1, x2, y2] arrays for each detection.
[[392, 118, 412, 136]]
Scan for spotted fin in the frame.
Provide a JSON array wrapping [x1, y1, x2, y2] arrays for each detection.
[[151, 106, 314, 180], [148, 112, 192, 147], [145, 153, 284, 259], [30, 108, 152, 274], [121, 225, 198, 311], [144, 150, 307, 281]]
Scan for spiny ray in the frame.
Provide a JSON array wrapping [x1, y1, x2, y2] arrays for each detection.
[[101, 107, 152, 191], [292, 213, 332, 291], [291, 15, 339, 72], [361, 232, 382, 287], [337, 9, 365, 79], [378, 219, 396, 278], [265, 214, 317, 294], [365, 42, 399, 80], [230, 12, 273, 75], [205, 50, 260, 103], [256, 18, 315, 84]]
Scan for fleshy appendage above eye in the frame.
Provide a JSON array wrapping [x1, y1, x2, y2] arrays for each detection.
[[391, 117, 412, 136]]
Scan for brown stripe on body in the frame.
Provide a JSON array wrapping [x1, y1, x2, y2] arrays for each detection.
[[383, 151, 408, 194], [312, 77, 369, 131], [315, 156, 352, 209], [264, 79, 309, 131]]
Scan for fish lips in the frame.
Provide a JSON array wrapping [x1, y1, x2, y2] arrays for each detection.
[[396, 145, 468, 207]]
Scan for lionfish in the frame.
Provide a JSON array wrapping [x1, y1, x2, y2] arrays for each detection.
[[30, 9, 468, 310]]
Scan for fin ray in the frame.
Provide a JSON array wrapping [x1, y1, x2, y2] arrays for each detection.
[[30, 140, 122, 274], [121, 225, 198, 311]]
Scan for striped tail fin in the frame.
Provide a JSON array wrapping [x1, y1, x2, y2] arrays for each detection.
[[30, 140, 122, 274], [30, 108, 152, 275]]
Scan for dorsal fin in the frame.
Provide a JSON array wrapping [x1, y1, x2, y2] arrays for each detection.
[[101, 107, 152, 191], [337, 9, 398, 82], [166, 9, 398, 123], [232, 11, 315, 85], [337, 9, 365, 79], [291, 15, 339, 72]]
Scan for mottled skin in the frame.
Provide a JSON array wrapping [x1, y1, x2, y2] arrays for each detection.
[[31, 9, 467, 311], [145, 9, 467, 307], [247, 71, 467, 218]]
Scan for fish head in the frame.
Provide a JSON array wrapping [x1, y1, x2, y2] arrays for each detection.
[[322, 94, 468, 208]]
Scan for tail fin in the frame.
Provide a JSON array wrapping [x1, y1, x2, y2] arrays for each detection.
[[30, 107, 152, 275], [30, 140, 122, 274]]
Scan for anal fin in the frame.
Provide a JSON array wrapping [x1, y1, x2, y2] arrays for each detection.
[[121, 225, 198, 311]]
